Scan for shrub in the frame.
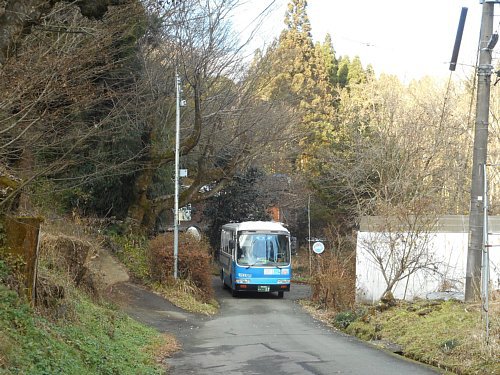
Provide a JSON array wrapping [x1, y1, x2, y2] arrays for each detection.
[[0, 252, 27, 297], [0, 258, 8, 281], [310, 252, 355, 311], [110, 234, 150, 280], [333, 310, 358, 329], [149, 233, 213, 302]]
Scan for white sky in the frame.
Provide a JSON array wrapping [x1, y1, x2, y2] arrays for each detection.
[[233, 0, 500, 82]]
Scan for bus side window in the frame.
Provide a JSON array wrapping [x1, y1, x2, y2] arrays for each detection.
[[221, 230, 230, 254]]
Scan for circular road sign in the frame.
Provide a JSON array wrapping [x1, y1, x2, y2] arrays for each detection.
[[312, 241, 325, 254]]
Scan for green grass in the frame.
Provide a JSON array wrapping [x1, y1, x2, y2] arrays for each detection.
[[344, 300, 500, 374], [292, 275, 311, 283], [0, 281, 167, 374], [110, 234, 151, 280]]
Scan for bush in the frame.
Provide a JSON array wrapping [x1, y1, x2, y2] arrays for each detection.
[[0, 258, 8, 281], [310, 253, 355, 311], [110, 234, 150, 280], [0, 252, 27, 297], [149, 233, 213, 302], [333, 310, 358, 329]]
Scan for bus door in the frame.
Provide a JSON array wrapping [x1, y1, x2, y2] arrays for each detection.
[[219, 228, 236, 286]]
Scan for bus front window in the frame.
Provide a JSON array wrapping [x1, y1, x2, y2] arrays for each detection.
[[237, 233, 290, 266]]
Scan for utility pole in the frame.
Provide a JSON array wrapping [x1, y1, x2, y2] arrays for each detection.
[[482, 164, 490, 341], [173, 70, 181, 279], [465, 1, 497, 302], [308, 195, 312, 276]]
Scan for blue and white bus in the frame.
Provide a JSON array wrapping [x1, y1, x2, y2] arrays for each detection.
[[218, 221, 293, 298]]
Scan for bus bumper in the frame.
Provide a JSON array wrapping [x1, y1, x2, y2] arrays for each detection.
[[234, 283, 290, 292]]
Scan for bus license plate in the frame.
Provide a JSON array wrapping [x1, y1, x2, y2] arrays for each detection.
[[258, 285, 270, 292]]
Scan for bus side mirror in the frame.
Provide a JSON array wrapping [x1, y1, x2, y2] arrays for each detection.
[[291, 237, 297, 255], [229, 239, 235, 250]]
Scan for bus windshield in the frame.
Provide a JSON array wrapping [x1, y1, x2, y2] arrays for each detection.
[[236, 233, 290, 266]]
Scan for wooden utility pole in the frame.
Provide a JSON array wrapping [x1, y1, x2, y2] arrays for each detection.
[[465, 1, 497, 302]]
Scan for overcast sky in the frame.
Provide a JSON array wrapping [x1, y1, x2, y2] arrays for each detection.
[[232, 0, 498, 82]]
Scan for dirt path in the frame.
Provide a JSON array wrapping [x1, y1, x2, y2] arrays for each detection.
[[88, 247, 130, 287]]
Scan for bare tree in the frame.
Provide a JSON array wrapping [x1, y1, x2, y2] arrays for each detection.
[[312, 75, 473, 297], [0, 2, 148, 212], [0, 0, 297, 231], [360, 209, 440, 297], [124, 0, 296, 229], [0, 0, 125, 66], [315, 75, 474, 220]]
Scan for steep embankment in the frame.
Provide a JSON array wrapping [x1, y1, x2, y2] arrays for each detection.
[[0, 231, 178, 374]]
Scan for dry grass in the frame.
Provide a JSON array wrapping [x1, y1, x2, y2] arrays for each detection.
[[300, 300, 338, 326], [152, 280, 219, 316], [292, 248, 312, 282], [0, 342, 9, 369], [41, 218, 107, 246], [37, 232, 104, 311], [149, 333, 182, 364]]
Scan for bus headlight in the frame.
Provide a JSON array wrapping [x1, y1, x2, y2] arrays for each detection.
[[277, 279, 289, 284], [235, 279, 251, 284]]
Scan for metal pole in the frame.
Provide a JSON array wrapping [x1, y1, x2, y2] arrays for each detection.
[[173, 71, 181, 279], [465, 2, 495, 302]]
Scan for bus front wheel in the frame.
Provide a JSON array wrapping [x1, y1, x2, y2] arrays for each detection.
[[231, 288, 238, 297], [277, 291, 284, 299]]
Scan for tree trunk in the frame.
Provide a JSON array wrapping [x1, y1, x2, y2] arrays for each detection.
[[126, 167, 154, 229], [4, 215, 43, 304], [126, 80, 204, 232]]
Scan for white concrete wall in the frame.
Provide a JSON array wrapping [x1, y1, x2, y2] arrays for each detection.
[[356, 231, 500, 303]]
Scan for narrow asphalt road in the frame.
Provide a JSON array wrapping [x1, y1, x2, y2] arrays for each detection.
[[165, 279, 442, 375]]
